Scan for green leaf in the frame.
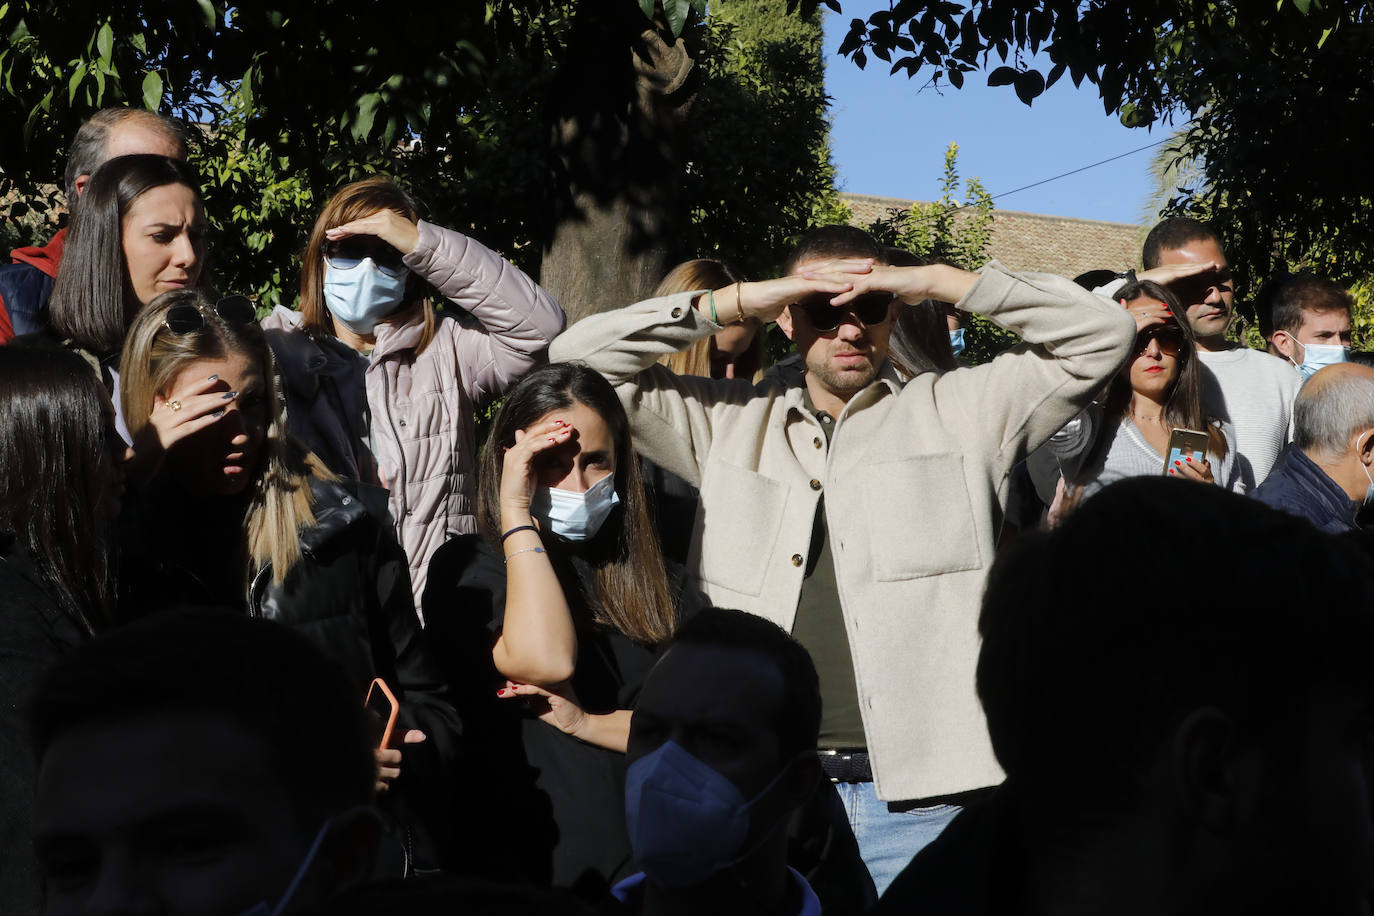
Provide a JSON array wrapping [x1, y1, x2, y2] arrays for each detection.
[[67, 61, 87, 104], [240, 65, 255, 114], [639, 0, 654, 20], [142, 69, 162, 110], [196, 0, 216, 28], [353, 92, 381, 140], [93, 67, 105, 103], [96, 22, 113, 61], [129, 32, 147, 53], [664, 0, 689, 37], [1292, 0, 1311, 12]]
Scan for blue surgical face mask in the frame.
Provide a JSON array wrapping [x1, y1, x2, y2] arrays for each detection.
[[530, 473, 620, 541], [948, 327, 966, 358], [1285, 335, 1349, 381], [236, 810, 357, 916], [624, 741, 795, 889], [323, 257, 409, 335]]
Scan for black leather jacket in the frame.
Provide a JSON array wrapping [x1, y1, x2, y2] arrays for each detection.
[[120, 476, 462, 871]]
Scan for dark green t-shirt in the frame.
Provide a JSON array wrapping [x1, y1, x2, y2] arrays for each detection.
[[789, 396, 866, 750]]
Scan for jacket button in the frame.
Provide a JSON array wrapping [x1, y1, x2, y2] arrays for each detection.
[[813, 437, 822, 448], [810, 479, 821, 491], [398, 418, 407, 427], [341, 496, 351, 505], [791, 554, 803, 567], [671, 307, 684, 319]]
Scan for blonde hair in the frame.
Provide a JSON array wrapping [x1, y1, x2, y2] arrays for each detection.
[[299, 175, 435, 354], [121, 289, 333, 584], [653, 259, 762, 380]]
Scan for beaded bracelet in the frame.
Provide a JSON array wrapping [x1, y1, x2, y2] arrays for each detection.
[[505, 546, 546, 563], [501, 525, 538, 543]]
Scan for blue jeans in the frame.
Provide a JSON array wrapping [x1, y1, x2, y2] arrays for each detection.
[[832, 781, 962, 896]]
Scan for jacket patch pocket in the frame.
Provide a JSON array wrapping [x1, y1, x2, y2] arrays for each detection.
[[697, 463, 786, 597], [862, 454, 983, 581]]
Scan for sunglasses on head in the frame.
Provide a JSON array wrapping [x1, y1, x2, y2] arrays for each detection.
[[1135, 324, 1183, 357], [323, 237, 407, 275], [162, 295, 257, 335], [795, 292, 896, 332]]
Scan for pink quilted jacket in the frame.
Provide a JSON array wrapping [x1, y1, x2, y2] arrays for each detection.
[[263, 221, 566, 615]]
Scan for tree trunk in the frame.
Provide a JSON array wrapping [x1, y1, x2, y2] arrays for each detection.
[[539, 4, 699, 323]]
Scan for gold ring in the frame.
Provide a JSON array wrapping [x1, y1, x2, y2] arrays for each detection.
[[167, 400, 183, 412]]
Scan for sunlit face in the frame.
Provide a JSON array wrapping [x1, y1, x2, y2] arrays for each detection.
[[1157, 238, 1234, 339], [121, 183, 206, 308], [779, 258, 897, 398], [527, 401, 616, 494], [1125, 314, 1182, 398], [35, 711, 315, 916], [162, 352, 268, 498], [1275, 308, 1354, 363]]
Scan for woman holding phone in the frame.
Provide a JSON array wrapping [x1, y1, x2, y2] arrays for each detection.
[[1049, 279, 1241, 503], [118, 288, 460, 872]]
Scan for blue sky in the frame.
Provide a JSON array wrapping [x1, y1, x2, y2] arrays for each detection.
[[822, 13, 1169, 225]]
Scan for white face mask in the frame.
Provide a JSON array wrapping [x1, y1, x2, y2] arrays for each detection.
[[1283, 334, 1349, 381], [530, 473, 620, 541], [323, 257, 409, 335]]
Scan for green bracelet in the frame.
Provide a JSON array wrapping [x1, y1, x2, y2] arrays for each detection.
[[707, 288, 720, 324]]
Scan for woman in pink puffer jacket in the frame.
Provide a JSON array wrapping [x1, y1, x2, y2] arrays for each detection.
[[263, 177, 566, 616]]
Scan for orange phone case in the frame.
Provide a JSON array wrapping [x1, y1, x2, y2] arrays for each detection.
[[365, 677, 399, 749]]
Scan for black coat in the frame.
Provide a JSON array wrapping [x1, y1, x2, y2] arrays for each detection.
[[119, 477, 462, 871], [0, 536, 90, 916]]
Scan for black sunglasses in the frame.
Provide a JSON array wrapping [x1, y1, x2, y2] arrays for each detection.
[[162, 295, 257, 335], [323, 237, 407, 274], [795, 292, 896, 332]]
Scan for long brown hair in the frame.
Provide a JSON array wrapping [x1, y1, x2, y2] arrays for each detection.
[[653, 259, 763, 381], [1105, 280, 1228, 459], [298, 176, 434, 354], [121, 289, 333, 583], [0, 347, 118, 632], [477, 363, 677, 645]]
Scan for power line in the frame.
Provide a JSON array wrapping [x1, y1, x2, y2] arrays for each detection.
[[900, 137, 1174, 225]]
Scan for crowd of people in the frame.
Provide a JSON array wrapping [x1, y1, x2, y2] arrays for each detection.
[[2, 107, 1372, 916]]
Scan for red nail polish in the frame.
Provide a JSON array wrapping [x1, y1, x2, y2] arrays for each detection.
[[1185, 457, 1193, 462], [1174, 460, 1181, 466]]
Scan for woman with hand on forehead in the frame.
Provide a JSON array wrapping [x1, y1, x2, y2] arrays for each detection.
[[1047, 279, 1241, 507], [262, 177, 565, 613]]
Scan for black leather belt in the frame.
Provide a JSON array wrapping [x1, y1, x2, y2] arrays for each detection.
[[818, 749, 871, 783]]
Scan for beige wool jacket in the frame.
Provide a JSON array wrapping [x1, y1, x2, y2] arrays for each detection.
[[549, 262, 1136, 801]]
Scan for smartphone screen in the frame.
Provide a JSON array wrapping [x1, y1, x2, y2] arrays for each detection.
[[364, 677, 398, 750]]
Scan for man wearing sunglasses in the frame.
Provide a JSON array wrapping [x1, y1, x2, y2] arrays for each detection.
[[550, 225, 1136, 892]]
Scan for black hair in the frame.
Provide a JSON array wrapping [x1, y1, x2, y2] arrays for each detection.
[[31, 610, 375, 830], [977, 478, 1374, 811], [0, 346, 117, 631], [476, 363, 676, 645], [49, 153, 207, 357], [786, 225, 883, 274], [1141, 217, 1222, 270], [668, 608, 822, 759]]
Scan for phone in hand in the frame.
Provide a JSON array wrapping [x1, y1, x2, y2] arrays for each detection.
[[1165, 427, 1209, 475], [364, 677, 399, 750]]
